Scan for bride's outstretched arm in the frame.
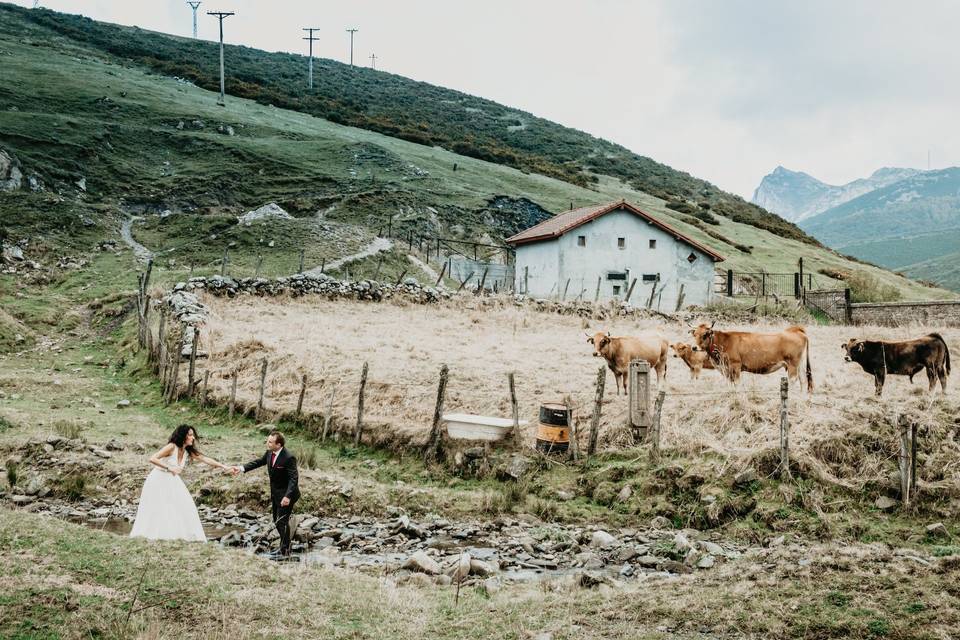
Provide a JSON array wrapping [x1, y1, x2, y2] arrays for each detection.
[[149, 443, 178, 473], [192, 452, 232, 472]]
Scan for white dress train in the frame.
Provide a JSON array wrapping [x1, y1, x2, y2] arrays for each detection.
[[129, 450, 206, 541]]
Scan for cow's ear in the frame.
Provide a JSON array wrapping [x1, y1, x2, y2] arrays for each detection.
[[606, 331, 611, 337]]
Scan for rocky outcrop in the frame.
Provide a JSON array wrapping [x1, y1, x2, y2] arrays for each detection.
[[237, 202, 293, 224], [0, 149, 23, 191]]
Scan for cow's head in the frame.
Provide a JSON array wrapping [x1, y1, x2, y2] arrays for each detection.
[[842, 339, 865, 363], [670, 342, 693, 360], [586, 331, 612, 357], [690, 321, 716, 350]]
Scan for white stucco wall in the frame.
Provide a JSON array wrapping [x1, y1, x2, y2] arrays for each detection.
[[513, 207, 718, 308]]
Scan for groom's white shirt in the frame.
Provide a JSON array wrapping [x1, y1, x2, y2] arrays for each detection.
[[241, 447, 282, 473]]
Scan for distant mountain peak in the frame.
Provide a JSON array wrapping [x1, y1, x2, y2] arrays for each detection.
[[752, 165, 922, 223]]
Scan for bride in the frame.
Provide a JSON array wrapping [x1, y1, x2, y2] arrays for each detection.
[[130, 424, 232, 541]]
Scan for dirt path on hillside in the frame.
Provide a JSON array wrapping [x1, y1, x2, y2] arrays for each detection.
[[305, 237, 393, 275], [120, 215, 153, 262], [407, 254, 441, 284]]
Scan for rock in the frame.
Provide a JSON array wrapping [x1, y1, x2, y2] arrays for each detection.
[[0, 149, 23, 191], [590, 530, 617, 549], [616, 546, 639, 563], [926, 522, 949, 539], [635, 555, 660, 569], [482, 576, 501, 595], [450, 553, 472, 582], [238, 202, 293, 225], [401, 573, 433, 588], [696, 554, 716, 569], [616, 485, 633, 503], [434, 574, 452, 587], [555, 490, 574, 501], [11, 495, 35, 506], [699, 541, 724, 556], [402, 551, 441, 575], [501, 454, 532, 480], [649, 516, 672, 529], [105, 439, 124, 451], [469, 558, 496, 577], [116, 399, 131, 409], [573, 551, 604, 570], [673, 532, 694, 553], [24, 476, 45, 496], [75, 177, 86, 192], [875, 496, 898, 512], [733, 468, 757, 487], [90, 448, 112, 459], [575, 571, 611, 589], [2, 243, 24, 262]]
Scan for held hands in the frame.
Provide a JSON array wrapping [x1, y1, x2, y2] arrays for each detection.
[[225, 465, 241, 476]]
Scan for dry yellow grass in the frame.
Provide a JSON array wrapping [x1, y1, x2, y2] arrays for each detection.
[[191, 294, 960, 491]]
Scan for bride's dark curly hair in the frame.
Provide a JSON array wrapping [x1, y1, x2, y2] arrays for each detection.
[[168, 424, 201, 456]]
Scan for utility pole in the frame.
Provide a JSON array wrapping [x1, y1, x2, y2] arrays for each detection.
[[207, 11, 235, 106], [346, 28, 358, 66], [303, 27, 320, 89], [187, 2, 201, 39], [370, 53, 377, 69]]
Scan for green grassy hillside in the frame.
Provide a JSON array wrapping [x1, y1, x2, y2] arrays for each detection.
[[2, 2, 813, 244], [0, 4, 951, 302]]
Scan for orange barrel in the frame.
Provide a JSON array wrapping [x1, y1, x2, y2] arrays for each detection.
[[535, 403, 570, 453]]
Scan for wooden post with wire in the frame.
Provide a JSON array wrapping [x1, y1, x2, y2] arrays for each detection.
[[201, 370, 210, 407], [256, 358, 268, 421], [628, 359, 651, 442], [166, 328, 185, 405], [624, 277, 638, 302], [594, 276, 602, 303], [298, 248, 305, 274], [649, 391, 665, 463], [295, 374, 307, 419], [779, 377, 791, 480], [898, 414, 917, 506], [229, 370, 238, 419], [588, 365, 605, 457], [187, 327, 199, 396], [321, 386, 336, 441], [509, 372, 522, 448], [424, 364, 449, 462], [565, 396, 580, 462], [353, 362, 368, 446]]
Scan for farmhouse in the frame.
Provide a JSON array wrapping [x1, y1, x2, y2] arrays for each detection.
[[506, 200, 724, 307]]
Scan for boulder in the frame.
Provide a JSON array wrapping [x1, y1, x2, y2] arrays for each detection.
[[0, 149, 23, 191], [469, 558, 496, 577], [238, 203, 292, 225], [402, 551, 441, 575], [116, 399, 131, 409], [449, 553, 472, 582], [616, 485, 633, 503], [649, 516, 672, 529], [590, 530, 617, 549], [875, 496, 898, 512], [926, 522, 949, 539]]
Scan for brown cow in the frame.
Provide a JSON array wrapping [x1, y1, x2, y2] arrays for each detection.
[[586, 331, 668, 394], [690, 322, 813, 392], [841, 334, 950, 396], [670, 342, 715, 380]]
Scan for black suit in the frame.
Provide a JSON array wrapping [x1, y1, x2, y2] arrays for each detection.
[[243, 448, 300, 554]]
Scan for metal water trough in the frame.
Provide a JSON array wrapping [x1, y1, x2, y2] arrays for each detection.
[[443, 413, 529, 441]]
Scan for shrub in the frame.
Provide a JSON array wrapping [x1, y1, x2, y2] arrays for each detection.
[[845, 271, 902, 303], [694, 209, 720, 225], [59, 473, 87, 501], [298, 445, 320, 470], [5, 459, 17, 488], [53, 420, 85, 440]]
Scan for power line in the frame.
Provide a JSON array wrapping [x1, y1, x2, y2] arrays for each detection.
[[346, 28, 358, 66], [369, 53, 377, 69], [187, 2, 201, 39], [207, 11, 235, 106], [303, 27, 320, 89]]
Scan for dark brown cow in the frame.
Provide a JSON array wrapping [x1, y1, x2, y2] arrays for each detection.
[[670, 342, 715, 380], [691, 322, 813, 392], [842, 334, 950, 396], [586, 331, 668, 394]]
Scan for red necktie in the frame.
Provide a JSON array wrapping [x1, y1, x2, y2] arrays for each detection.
[[270, 452, 277, 467]]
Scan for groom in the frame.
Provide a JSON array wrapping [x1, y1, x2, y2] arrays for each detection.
[[233, 430, 300, 558]]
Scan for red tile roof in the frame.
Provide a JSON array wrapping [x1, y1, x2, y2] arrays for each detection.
[[505, 200, 725, 261]]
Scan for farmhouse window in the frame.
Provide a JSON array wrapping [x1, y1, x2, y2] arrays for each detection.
[[687, 252, 698, 263], [617, 237, 626, 249], [642, 273, 659, 283], [606, 272, 627, 281], [577, 235, 586, 247], [649, 239, 657, 249], [613, 285, 621, 295]]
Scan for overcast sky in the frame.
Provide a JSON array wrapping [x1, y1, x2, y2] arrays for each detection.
[[15, 0, 960, 197]]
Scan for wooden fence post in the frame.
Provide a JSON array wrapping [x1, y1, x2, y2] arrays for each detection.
[[523, 266, 529, 295], [594, 276, 602, 303], [229, 370, 238, 419], [779, 377, 791, 480], [424, 364, 450, 462], [298, 248, 305, 274], [898, 415, 912, 506], [844, 288, 852, 324], [628, 360, 651, 442], [588, 365, 605, 457], [649, 391, 665, 464], [646, 279, 659, 309], [475, 267, 488, 295], [566, 397, 580, 462], [624, 277, 638, 302], [166, 328, 185, 405], [509, 372, 522, 448], [395, 270, 408, 286], [435, 261, 448, 288], [321, 386, 336, 441], [187, 327, 199, 396], [201, 370, 210, 407], [353, 362, 369, 447], [911, 423, 918, 498], [727, 269, 734, 297], [154, 307, 167, 371], [256, 358, 268, 421], [561, 278, 571, 302], [295, 374, 307, 419], [675, 283, 686, 312]]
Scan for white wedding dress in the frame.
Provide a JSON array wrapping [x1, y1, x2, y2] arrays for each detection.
[[130, 449, 206, 541]]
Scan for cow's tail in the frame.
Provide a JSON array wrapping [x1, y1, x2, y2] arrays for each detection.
[[805, 335, 814, 393], [931, 332, 951, 375]]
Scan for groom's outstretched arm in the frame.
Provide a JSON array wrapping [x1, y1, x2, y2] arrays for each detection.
[[284, 455, 299, 499], [242, 452, 268, 473]]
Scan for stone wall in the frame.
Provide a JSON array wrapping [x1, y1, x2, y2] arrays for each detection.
[[849, 300, 960, 327]]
